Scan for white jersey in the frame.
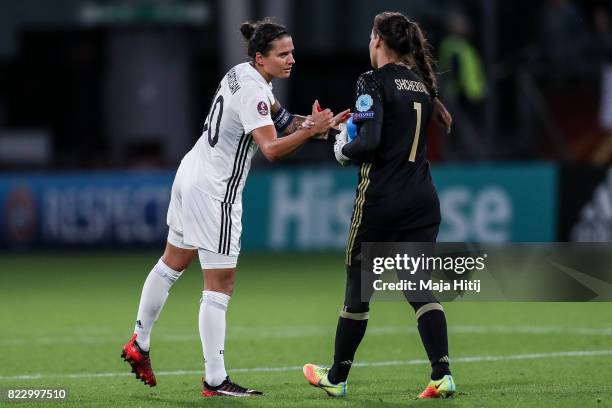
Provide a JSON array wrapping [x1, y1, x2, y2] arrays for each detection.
[[192, 62, 275, 203], [166, 62, 276, 257]]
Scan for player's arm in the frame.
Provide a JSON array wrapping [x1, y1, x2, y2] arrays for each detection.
[[336, 73, 384, 164], [270, 101, 313, 135], [252, 103, 334, 162], [285, 115, 312, 134], [342, 120, 382, 162], [271, 100, 324, 136]]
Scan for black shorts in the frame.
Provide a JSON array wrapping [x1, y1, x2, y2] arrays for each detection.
[[345, 223, 439, 266]]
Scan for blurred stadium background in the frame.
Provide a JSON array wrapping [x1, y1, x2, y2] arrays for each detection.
[[0, 0, 611, 406], [1, 0, 612, 248]]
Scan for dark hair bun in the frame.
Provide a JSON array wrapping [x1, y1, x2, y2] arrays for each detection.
[[241, 19, 289, 59], [240, 22, 256, 40]]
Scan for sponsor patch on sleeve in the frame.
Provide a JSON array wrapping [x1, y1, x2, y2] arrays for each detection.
[[257, 101, 269, 116], [356, 94, 374, 112], [352, 111, 375, 122]]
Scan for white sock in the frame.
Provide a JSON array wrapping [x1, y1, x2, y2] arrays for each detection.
[[199, 290, 231, 387], [133, 258, 182, 351]]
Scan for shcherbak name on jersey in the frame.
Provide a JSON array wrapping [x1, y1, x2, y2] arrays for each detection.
[[394, 79, 429, 94]]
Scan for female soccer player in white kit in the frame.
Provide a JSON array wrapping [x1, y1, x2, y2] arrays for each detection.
[[121, 19, 349, 397]]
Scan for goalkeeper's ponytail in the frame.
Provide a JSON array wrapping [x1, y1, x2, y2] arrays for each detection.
[[407, 21, 438, 98], [240, 18, 289, 60], [373, 12, 438, 98]]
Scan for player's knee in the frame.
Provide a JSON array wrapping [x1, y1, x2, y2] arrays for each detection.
[[161, 258, 189, 273], [204, 268, 235, 296], [205, 280, 234, 296], [411, 302, 444, 320], [343, 284, 369, 315], [162, 243, 195, 272], [340, 303, 370, 320]]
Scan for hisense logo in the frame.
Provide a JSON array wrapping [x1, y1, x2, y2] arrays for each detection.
[[571, 168, 612, 242]]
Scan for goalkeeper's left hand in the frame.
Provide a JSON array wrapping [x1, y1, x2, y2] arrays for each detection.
[[334, 123, 350, 166]]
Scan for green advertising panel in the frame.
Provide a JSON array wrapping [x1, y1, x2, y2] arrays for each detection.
[[242, 163, 557, 250]]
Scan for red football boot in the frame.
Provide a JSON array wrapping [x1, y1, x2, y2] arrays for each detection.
[[121, 333, 157, 387]]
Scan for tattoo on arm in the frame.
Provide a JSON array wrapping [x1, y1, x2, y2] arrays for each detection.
[[284, 115, 309, 135], [272, 101, 326, 138]]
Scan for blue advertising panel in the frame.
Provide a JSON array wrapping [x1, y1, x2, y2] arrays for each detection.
[[0, 172, 173, 249]]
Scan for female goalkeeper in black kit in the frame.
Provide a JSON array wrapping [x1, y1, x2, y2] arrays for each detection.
[[303, 11, 456, 399]]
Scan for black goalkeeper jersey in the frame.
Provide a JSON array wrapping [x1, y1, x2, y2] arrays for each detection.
[[342, 63, 441, 230]]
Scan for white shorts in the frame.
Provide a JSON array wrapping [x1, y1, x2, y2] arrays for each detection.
[[168, 228, 238, 269], [166, 152, 242, 269]]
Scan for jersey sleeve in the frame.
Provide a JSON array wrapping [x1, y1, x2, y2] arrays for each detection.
[[238, 86, 275, 135], [352, 71, 384, 124], [343, 72, 384, 163]]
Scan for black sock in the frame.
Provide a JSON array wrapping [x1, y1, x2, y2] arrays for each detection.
[[417, 310, 451, 380], [328, 317, 368, 384]]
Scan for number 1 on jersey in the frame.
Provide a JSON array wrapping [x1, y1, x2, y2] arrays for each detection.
[[409, 102, 422, 162]]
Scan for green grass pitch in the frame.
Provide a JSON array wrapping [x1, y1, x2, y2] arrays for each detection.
[[0, 251, 611, 407]]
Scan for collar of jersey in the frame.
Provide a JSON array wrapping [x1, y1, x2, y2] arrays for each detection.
[[244, 62, 274, 90]]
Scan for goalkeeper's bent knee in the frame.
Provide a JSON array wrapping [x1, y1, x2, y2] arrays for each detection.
[[412, 302, 444, 320]]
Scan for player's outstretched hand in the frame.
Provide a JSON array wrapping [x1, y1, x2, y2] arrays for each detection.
[[297, 100, 325, 131], [309, 106, 334, 135], [332, 109, 352, 128], [308, 100, 351, 140], [312, 99, 322, 116], [311, 100, 350, 129]]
